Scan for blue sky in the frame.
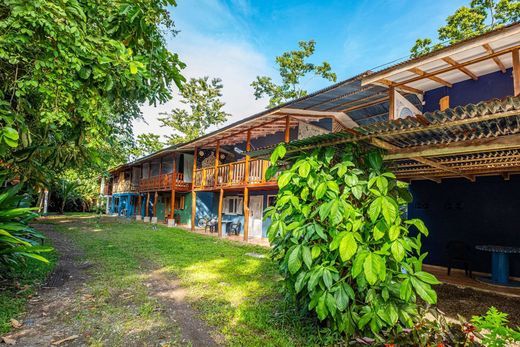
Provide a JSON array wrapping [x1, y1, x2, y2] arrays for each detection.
[[135, 0, 469, 137]]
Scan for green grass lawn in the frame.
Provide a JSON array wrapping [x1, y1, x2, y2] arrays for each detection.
[[47, 215, 319, 346], [0, 248, 57, 334]]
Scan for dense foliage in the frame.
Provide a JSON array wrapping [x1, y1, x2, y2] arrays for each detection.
[[251, 40, 337, 108], [159, 77, 230, 145], [411, 0, 520, 57], [130, 133, 165, 160], [0, 0, 185, 184], [266, 144, 438, 341], [0, 182, 51, 269]]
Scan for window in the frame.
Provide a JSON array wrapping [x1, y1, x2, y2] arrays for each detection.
[[174, 196, 185, 210], [223, 196, 243, 215], [267, 195, 277, 207]]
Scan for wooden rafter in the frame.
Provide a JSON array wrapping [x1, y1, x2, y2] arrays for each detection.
[[379, 79, 423, 95], [442, 56, 478, 80], [384, 134, 520, 160], [482, 43, 506, 73], [408, 67, 452, 87]]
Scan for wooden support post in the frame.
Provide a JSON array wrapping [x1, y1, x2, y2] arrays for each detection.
[[191, 147, 198, 231], [214, 140, 220, 187], [388, 87, 395, 120], [243, 187, 249, 241], [153, 191, 158, 217], [243, 130, 251, 241], [218, 188, 223, 237], [145, 192, 150, 217], [284, 116, 291, 143], [171, 154, 177, 220], [137, 194, 142, 216], [513, 48, 520, 96]]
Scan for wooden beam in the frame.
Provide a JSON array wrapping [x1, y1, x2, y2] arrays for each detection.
[[513, 48, 520, 96], [218, 188, 223, 237], [443, 56, 478, 80], [388, 87, 395, 120], [483, 43, 506, 73], [191, 147, 198, 231], [284, 116, 291, 143], [137, 194, 142, 217], [408, 67, 452, 87], [384, 134, 520, 160], [170, 153, 176, 222], [369, 138, 474, 181], [243, 187, 249, 241], [379, 79, 423, 95]]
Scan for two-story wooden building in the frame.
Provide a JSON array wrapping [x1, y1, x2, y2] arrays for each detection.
[[104, 22, 520, 281]]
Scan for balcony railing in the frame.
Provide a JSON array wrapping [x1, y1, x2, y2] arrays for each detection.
[[113, 180, 138, 193], [194, 159, 276, 189], [139, 172, 191, 192]]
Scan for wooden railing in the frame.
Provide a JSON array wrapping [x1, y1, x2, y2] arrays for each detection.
[[113, 180, 138, 193], [194, 159, 276, 189], [139, 172, 191, 191]]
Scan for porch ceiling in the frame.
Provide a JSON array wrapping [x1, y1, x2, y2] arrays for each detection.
[[249, 96, 520, 182]]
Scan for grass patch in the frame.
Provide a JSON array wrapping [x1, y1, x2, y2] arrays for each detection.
[[0, 248, 57, 334], [50, 215, 319, 346]]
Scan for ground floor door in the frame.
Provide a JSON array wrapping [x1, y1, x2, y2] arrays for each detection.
[[248, 195, 263, 238]]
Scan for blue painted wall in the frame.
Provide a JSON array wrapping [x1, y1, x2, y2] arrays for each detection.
[[423, 68, 514, 113], [110, 193, 138, 217], [408, 175, 520, 277]]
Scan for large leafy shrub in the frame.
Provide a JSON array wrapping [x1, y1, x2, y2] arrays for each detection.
[[265, 144, 438, 340], [0, 181, 52, 269]]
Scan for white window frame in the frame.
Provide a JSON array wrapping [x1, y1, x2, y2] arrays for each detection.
[[223, 196, 243, 215]]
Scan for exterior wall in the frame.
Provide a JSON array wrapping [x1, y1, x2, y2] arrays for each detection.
[[423, 68, 514, 113], [110, 192, 138, 217], [408, 175, 520, 277]]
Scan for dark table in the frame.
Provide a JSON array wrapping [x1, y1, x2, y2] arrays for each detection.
[[475, 245, 520, 287]]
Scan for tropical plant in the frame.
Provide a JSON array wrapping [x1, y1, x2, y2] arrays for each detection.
[[265, 143, 438, 341], [471, 306, 520, 346], [53, 179, 81, 215], [159, 76, 230, 145], [411, 0, 520, 57], [251, 40, 336, 108], [0, 181, 52, 269]]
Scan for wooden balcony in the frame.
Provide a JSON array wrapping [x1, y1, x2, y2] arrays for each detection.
[[113, 180, 138, 193], [139, 172, 191, 192], [194, 159, 277, 190]]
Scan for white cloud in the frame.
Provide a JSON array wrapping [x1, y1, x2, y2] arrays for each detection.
[[133, 4, 272, 141]]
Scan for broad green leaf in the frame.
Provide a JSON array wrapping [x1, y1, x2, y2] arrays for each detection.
[[406, 219, 429, 236], [366, 151, 383, 171], [315, 182, 328, 199], [325, 292, 336, 315], [373, 222, 385, 241], [295, 271, 306, 293], [388, 224, 400, 241], [311, 245, 321, 259], [391, 240, 405, 261], [339, 232, 357, 262], [277, 171, 293, 188], [335, 287, 348, 311], [414, 271, 440, 285], [316, 293, 328, 321], [129, 62, 138, 74], [300, 186, 309, 200], [298, 161, 311, 178], [352, 252, 367, 278], [326, 181, 339, 194], [400, 278, 412, 301], [363, 253, 379, 285], [381, 196, 397, 224], [368, 197, 382, 222], [322, 268, 333, 289], [410, 277, 437, 304], [302, 246, 312, 269], [351, 185, 363, 199], [288, 246, 302, 274]]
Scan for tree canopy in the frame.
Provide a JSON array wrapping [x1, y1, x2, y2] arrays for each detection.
[[130, 133, 165, 159], [251, 40, 336, 109], [0, 0, 185, 185], [411, 0, 520, 57], [159, 77, 230, 145]]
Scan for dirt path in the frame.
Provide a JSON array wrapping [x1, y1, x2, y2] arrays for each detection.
[[3, 223, 220, 347]]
